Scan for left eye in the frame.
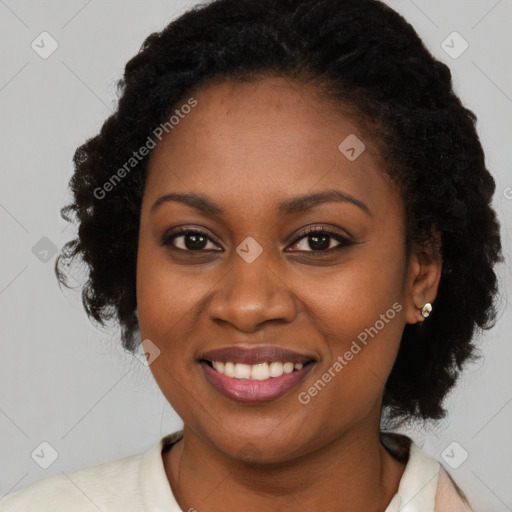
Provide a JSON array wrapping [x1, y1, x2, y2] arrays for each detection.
[[287, 229, 353, 252]]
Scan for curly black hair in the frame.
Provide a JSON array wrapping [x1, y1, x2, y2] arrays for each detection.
[[55, 0, 503, 427]]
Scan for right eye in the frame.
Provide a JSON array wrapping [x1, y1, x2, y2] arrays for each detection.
[[161, 228, 223, 252]]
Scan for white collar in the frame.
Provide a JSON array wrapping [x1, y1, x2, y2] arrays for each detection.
[[139, 431, 440, 512], [140, 431, 183, 512], [385, 441, 440, 512]]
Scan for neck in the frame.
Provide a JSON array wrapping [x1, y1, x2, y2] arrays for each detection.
[[163, 422, 406, 512]]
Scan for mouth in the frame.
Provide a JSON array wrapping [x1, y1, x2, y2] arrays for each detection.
[[198, 345, 317, 404], [201, 359, 313, 378]]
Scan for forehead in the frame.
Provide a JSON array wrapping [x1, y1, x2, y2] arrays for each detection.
[[144, 76, 398, 218]]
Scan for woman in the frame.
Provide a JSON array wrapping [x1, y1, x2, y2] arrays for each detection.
[[1, 0, 502, 510]]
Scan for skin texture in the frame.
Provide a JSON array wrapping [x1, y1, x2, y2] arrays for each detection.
[[136, 76, 442, 512]]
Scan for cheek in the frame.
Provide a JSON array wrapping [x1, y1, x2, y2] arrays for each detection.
[[136, 238, 210, 345], [135, 243, 207, 419], [307, 245, 406, 342], [298, 240, 406, 409]]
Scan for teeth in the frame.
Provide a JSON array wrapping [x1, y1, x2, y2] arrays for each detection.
[[224, 361, 235, 378], [209, 360, 307, 380], [283, 362, 294, 374], [251, 362, 270, 380], [212, 361, 224, 373], [234, 363, 251, 379], [269, 361, 283, 377]]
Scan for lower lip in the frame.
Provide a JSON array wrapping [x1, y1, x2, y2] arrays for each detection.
[[200, 361, 314, 404]]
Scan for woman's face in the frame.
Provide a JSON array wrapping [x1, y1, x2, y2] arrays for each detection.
[[136, 76, 430, 462]]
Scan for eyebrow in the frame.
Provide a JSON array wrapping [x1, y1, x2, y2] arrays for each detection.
[[150, 189, 371, 217]]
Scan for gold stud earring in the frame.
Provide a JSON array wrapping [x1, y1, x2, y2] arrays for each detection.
[[421, 303, 432, 318]]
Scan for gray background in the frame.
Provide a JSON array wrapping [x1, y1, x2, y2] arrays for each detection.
[[0, 1, 510, 510]]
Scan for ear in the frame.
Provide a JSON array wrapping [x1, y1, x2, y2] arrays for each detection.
[[404, 239, 443, 325]]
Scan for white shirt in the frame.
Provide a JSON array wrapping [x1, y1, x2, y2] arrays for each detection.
[[0, 430, 473, 511]]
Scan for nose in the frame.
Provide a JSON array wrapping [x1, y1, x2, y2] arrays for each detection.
[[207, 251, 297, 332]]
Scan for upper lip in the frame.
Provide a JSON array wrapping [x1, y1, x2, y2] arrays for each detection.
[[200, 345, 316, 365]]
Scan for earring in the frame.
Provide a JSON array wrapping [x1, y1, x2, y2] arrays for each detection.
[[421, 303, 432, 318]]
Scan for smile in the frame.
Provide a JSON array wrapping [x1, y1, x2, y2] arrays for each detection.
[[200, 360, 314, 404], [208, 360, 305, 379]]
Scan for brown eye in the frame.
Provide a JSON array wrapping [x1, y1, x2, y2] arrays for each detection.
[[162, 228, 222, 252], [287, 228, 354, 253]]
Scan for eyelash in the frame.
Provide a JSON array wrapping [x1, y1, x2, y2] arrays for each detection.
[[161, 226, 355, 254]]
